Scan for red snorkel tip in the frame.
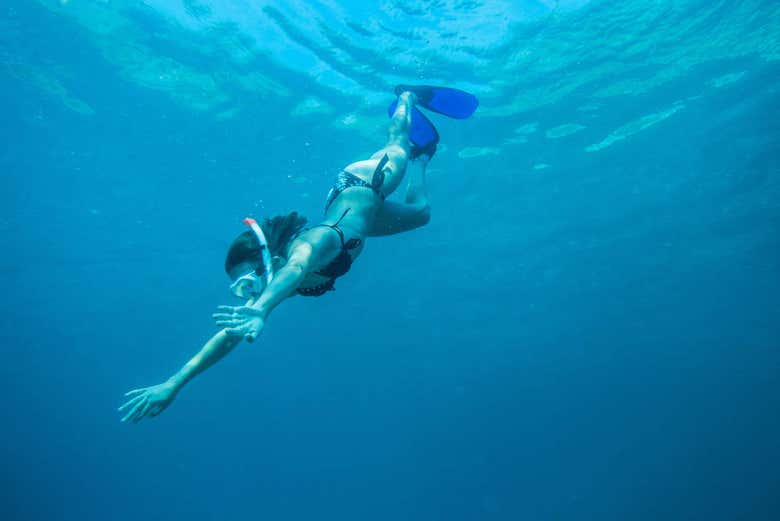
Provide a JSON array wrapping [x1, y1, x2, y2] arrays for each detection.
[[242, 217, 257, 227]]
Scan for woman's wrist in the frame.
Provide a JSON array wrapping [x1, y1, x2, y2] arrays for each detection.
[[166, 369, 190, 392], [250, 300, 271, 320]]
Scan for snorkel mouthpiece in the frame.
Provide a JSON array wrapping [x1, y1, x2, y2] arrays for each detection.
[[242, 217, 274, 288]]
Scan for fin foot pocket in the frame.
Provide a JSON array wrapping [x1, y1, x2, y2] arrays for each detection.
[[388, 100, 440, 159]]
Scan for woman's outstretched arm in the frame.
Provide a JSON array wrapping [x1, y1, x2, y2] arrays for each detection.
[[118, 237, 325, 423], [118, 324, 244, 423]]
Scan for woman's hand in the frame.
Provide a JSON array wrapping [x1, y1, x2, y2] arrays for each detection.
[[213, 305, 267, 342], [118, 381, 178, 423]]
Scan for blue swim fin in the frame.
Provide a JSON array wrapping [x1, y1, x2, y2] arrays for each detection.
[[387, 100, 439, 159], [394, 85, 479, 119]]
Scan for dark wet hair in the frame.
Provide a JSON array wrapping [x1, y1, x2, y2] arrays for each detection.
[[224, 211, 308, 275]]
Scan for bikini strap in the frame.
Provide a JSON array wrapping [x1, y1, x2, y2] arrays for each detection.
[[312, 207, 351, 247], [371, 154, 389, 191], [330, 208, 362, 250], [321, 207, 350, 247], [333, 207, 350, 226]]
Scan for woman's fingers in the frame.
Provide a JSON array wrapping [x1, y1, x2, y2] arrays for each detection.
[[215, 320, 246, 327], [237, 306, 264, 316], [225, 325, 249, 336], [213, 314, 246, 324], [118, 394, 145, 413], [133, 401, 153, 423], [124, 388, 146, 397], [215, 306, 262, 317], [213, 309, 249, 329], [121, 397, 148, 423]]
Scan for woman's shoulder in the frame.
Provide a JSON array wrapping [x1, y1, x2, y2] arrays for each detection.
[[290, 224, 337, 251]]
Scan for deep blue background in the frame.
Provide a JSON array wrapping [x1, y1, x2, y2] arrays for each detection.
[[2, 1, 778, 520]]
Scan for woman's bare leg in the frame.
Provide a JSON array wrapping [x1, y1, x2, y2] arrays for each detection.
[[344, 91, 415, 197], [404, 155, 429, 206], [368, 156, 431, 237]]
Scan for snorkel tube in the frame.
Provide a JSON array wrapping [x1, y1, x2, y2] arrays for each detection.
[[242, 217, 274, 287]]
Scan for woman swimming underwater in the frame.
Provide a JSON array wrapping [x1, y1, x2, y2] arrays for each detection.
[[118, 85, 477, 423]]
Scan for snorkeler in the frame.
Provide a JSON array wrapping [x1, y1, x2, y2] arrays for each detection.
[[118, 86, 478, 423]]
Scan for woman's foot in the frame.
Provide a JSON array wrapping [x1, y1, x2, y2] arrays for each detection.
[[398, 90, 417, 106]]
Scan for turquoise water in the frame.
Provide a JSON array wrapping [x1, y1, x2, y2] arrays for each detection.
[[2, 1, 779, 519]]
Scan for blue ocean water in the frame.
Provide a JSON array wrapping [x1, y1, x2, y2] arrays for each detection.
[[2, 1, 779, 519]]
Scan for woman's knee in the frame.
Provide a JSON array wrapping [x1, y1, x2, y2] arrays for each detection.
[[384, 144, 409, 167]]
